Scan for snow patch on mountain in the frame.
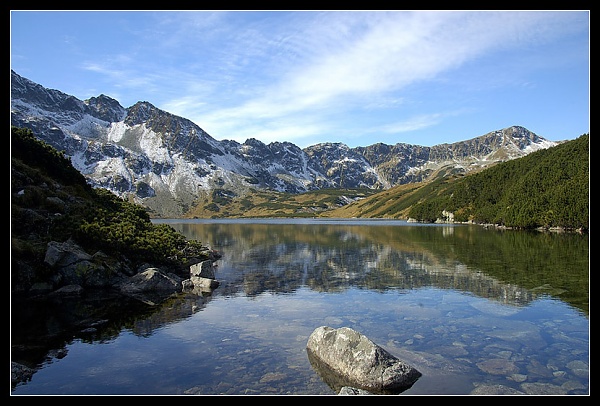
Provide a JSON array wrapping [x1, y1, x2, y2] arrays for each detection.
[[66, 114, 109, 139], [136, 124, 172, 164], [10, 70, 560, 218], [107, 122, 128, 143]]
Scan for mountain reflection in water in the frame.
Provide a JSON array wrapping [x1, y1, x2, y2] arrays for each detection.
[[165, 219, 588, 312], [11, 219, 589, 395]]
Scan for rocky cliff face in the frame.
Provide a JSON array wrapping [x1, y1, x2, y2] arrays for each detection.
[[11, 70, 557, 217]]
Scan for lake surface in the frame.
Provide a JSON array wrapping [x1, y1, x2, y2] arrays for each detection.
[[11, 219, 589, 395]]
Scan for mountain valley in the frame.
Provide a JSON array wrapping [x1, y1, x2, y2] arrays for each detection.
[[11, 70, 561, 218]]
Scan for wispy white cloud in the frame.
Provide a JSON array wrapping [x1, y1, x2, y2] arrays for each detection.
[[178, 12, 582, 137], [375, 114, 446, 135], [42, 10, 586, 146]]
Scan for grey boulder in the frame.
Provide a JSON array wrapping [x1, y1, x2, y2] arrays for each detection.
[[307, 326, 421, 394]]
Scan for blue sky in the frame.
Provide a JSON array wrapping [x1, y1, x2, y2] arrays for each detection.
[[10, 10, 589, 148]]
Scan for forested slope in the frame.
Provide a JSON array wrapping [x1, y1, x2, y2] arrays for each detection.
[[408, 134, 589, 230], [11, 126, 207, 291], [325, 134, 589, 231]]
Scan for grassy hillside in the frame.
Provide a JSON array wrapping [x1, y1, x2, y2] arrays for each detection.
[[320, 182, 425, 219], [184, 187, 378, 218], [326, 134, 589, 231]]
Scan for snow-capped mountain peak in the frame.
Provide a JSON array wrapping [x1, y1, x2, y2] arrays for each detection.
[[11, 70, 558, 217]]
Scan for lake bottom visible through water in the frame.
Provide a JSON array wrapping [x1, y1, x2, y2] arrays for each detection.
[[11, 219, 589, 395]]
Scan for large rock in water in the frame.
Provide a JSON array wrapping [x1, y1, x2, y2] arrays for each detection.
[[306, 326, 421, 394]]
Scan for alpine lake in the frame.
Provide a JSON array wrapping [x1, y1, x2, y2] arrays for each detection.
[[11, 218, 589, 396]]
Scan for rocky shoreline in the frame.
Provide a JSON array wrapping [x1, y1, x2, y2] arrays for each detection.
[[11, 238, 223, 389]]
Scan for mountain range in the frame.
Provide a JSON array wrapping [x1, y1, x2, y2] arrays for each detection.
[[10, 70, 558, 218]]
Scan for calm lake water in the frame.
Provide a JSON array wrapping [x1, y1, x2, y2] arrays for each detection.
[[11, 219, 589, 396]]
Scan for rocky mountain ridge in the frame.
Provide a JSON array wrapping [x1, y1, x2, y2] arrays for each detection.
[[11, 70, 557, 217]]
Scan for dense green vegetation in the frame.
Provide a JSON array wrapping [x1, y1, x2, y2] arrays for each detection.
[[11, 126, 207, 289], [406, 134, 589, 230], [74, 188, 206, 264]]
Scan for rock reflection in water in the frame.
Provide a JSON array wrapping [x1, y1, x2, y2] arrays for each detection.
[[12, 219, 589, 395], [11, 288, 215, 388]]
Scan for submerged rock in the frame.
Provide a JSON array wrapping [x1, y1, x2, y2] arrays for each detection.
[[306, 326, 421, 394]]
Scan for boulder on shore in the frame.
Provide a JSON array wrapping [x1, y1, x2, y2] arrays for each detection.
[[306, 326, 421, 394]]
